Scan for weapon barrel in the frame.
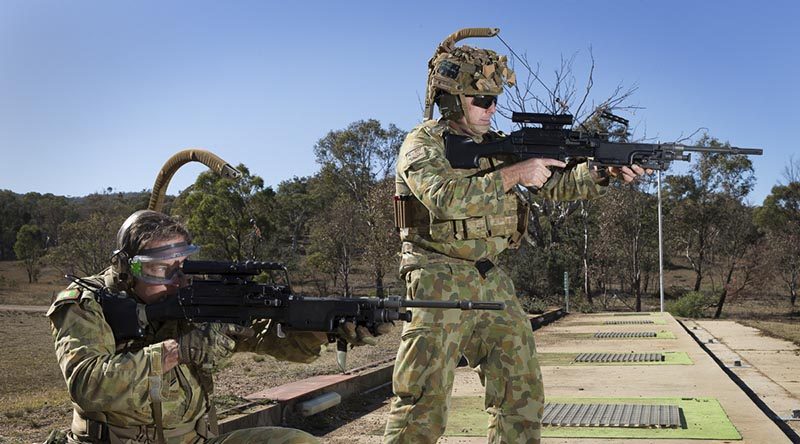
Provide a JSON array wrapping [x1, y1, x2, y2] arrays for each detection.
[[682, 145, 763, 156], [397, 300, 505, 310]]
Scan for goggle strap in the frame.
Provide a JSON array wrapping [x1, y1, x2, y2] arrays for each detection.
[[138, 241, 191, 256]]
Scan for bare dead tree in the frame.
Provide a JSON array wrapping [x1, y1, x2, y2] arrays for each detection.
[[492, 46, 642, 306]]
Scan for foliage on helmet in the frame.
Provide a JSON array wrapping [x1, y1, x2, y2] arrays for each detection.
[[427, 45, 516, 106]]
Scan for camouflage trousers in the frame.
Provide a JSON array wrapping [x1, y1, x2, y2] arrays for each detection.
[[383, 262, 544, 444]]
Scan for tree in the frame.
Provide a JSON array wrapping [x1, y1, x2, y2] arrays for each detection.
[[755, 164, 800, 306], [310, 119, 405, 296], [46, 213, 123, 277], [707, 198, 763, 318], [271, 177, 322, 261], [0, 190, 27, 260], [14, 224, 44, 283], [593, 180, 659, 311], [665, 135, 757, 291], [361, 178, 401, 297], [497, 48, 639, 303], [313, 119, 404, 200], [307, 196, 366, 297], [172, 164, 274, 261]]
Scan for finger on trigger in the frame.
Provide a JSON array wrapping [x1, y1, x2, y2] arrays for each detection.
[[544, 158, 567, 168]]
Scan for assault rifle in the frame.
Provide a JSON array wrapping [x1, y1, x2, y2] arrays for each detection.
[[91, 260, 504, 344], [445, 111, 763, 170]]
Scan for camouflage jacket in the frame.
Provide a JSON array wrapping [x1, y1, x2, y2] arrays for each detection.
[[395, 119, 606, 272], [47, 268, 325, 437]]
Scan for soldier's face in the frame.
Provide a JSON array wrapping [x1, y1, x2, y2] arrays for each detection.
[[456, 95, 497, 136], [133, 235, 191, 304]]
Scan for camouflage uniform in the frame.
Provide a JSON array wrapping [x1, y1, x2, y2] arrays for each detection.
[[48, 268, 324, 444], [384, 120, 606, 444]]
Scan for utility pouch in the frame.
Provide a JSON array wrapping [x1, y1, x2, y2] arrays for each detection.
[[394, 195, 429, 229], [393, 195, 411, 229], [100, 291, 146, 342]]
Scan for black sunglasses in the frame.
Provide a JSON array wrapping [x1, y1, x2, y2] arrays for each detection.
[[468, 95, 498, 110]]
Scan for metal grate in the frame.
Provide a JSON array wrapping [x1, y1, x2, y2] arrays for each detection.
[[594, 331, 658, 339], [574, 353, 665, 363], [543, 403, 681, 428], [604, 320, 655, 325]]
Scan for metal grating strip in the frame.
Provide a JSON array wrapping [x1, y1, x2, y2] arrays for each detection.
[[604, 320, 655, 324], [574, 353, 665, 363], [543, 403, 680, 428], [593, 331, 658, 338]]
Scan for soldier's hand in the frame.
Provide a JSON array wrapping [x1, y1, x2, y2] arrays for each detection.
[[336, 321, 393, 346], [607, 164, 653, 183], [501, 158, 567, 191], [178, 323, 254, 372]]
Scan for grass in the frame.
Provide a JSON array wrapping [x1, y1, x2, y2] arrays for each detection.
[[538, 352, 692, 366], [0, 261, 64, 305], [737, 319, 800, 346]]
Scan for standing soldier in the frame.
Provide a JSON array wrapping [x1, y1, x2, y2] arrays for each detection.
[[384, 28, 646, 444]]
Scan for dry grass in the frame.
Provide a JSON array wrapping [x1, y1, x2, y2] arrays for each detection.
[[0, 261, 64, 306], [0, 261, 402, 443]]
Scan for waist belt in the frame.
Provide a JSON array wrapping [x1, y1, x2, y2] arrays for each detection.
[[73, 415, 207, 443], [401, 243, 495, 277]]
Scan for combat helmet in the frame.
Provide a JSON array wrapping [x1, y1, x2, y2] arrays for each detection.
[[424, 28, 516, 122]]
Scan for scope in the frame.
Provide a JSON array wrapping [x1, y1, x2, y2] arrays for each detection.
[[512, 112, 574, 127]]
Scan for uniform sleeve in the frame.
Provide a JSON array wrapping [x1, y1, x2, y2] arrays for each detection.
[[235, 319, 326, 363], [49, 297, 163, 413], [538, 161, 607, 201], [399, 137, 513, 220]]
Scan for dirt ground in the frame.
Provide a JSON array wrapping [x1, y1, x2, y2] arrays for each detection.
[[0, 261, 403, 444], [1, 259, 798, 443]]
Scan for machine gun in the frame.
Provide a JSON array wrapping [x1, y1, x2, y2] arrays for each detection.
[[94, 260, 505, 345], [445, 111, 763, 170]]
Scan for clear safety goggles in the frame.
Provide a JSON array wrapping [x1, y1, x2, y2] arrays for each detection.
[[129, 241, 199, 285]]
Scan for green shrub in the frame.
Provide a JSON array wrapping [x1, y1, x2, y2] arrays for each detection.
[[667, 291, 714, 318], [519, 296, 549, 314]]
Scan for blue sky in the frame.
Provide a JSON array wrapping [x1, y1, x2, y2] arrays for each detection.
[[1, 0, 797, 204]]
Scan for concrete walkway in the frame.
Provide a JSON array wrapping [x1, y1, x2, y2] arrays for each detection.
[[324, 312, 794, 443], [687, 319, 800, 436]]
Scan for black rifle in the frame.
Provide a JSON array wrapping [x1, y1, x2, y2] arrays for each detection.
[[94, 260, 505, 343], [445, 112, 762, 170]]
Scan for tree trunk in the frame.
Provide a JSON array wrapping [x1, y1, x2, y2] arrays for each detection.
[[693, 270, 703, 292], [581, 202, 593, 305], [375, 268, 385, 298], [714, 288, 728, 319]]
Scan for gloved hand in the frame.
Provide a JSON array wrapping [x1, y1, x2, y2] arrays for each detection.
[[336, 322, 394, 346], [178, 323, 254, 372]]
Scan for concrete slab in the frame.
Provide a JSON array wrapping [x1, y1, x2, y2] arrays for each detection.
[[690, 319, 800, 435], [322, 312, 794, 443]]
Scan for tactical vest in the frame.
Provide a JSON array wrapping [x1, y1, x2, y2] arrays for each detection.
[[394, 122, 528, 250]]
